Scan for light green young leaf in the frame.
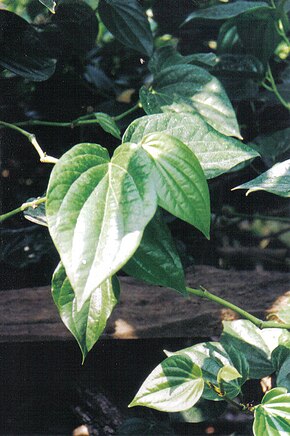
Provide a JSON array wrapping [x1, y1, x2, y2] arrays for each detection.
[[46, 142, 157, 310], [149, 46, 217, 74], [140, 64, 241, 138], [51, 262, 120, 361], [141, 133, 210, 238], [129, 354, 204, 412], [253, 387, 290, 436], [183, 1, 269, 24], [124, 112, 258, 179], [221, 320, 286, 379], [217, 365, 241, 384], [94, 112, 121, 139], [233, 159, 290, 197], [123, 209, 187, 294], [39, 0, 56, 13], [98, 0, 153, 56], [166, 341, 242, 401]]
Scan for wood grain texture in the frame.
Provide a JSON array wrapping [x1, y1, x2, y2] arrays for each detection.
[[0, 266, 289, 342]]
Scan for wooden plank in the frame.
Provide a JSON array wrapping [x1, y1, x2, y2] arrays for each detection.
[[0, 266, 289, 342]]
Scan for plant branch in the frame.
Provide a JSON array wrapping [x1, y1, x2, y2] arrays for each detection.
[[262, 65, 290, 111], [0, 197, 46, 223], [186, 286, 290, 330], [0, 121, 58, 164], [13, 102, 142, 129]]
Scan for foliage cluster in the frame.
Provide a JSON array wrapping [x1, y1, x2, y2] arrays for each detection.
[[1, 0, 290, 434]]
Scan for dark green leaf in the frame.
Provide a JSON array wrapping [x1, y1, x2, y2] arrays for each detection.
[[272, 333, 290, 391], [253, 387, 290, 435], [166, 341, 242, 401], [183, 2, 270, 24], [140, 64, 241, 138], [39, 0, 56, 13], [129, 354, 204, 412], [233, 159, 290, 197], [149, 46, 217, 75], [94, 112, 121, 139], [171, 398, 227, 423], [98, 0, 153, 56], [213, 54, 264, 79], [221, 320, 285, 379], [251, 128, 290, 166], [123, 209, 186, 294], [47, 142, 157, 310], [141, 133, 210, 238], [51, 262, 120, 361], [124, 113, 258, 179], [52, 0, 99, 55], [236, 8, 282, 66], [0, 11, 56, 81]]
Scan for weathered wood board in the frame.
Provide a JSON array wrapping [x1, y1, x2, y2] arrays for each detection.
[[0, 266, 289, 342]]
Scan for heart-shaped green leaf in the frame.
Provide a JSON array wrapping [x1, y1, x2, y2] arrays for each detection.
[[123, 209, 186, 294], [233, 159, 290, 197], [221, 320, 286, 379], [98, 0, 153, 56], [165, 341, 242, 401], [253, 387, 290, 435], [141, 133, 210, 238], [47, 142, 157, 310], [140, 64, 241, 138], [129, 354, 204, 412], [124, 113, 258, 179], [52, 262, 120, 361]]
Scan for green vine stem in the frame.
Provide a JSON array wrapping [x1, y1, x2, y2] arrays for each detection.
[[12, 102, 141, 129], [0, 121, 58, 164], [186, 286, 290, 330], [262, 65, 290, 111], [0, 197, 46, 223]]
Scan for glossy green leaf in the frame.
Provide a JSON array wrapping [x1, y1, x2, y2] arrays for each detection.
[[141, 133, 210, 238], [220, 341, 249, 384], [221, 320, 286, 379], [51, 262, 120, 361], [123, 209, 186, 294], [124, 112, 258, 179], [94, 112, 121, 139], [166, 341, 242, 401], [39, 0, 56, 13], [46, 142, 157, 310], [129, 354, 204, 412], [98, 0, 153, 56], [149, 46, 217, 75], [172, 398, 227, 423], [253, 387, 290, 435], [233, 159, 290, 197], [140, 64, 241, 138], [0, 11, 56, 81], [183, 1, 269, 24]]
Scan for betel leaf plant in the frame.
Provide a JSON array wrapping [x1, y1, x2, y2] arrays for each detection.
[[0, 0, 290, 434]]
